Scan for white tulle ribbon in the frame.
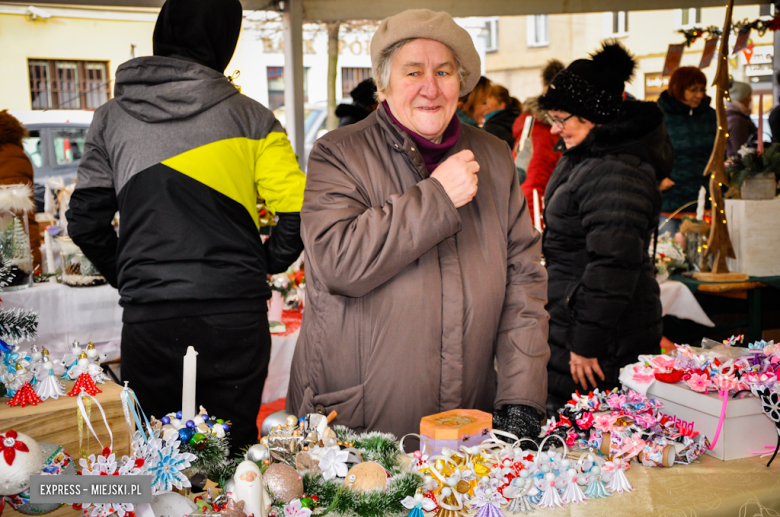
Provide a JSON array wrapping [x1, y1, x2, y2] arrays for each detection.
[[76, 391, 113, 452]]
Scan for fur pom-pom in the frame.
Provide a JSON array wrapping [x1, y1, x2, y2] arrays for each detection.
[[591, 39, 636, 84], [0, 185, 34, 213]]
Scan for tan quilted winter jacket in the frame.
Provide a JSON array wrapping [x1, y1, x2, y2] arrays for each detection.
[[287, 103, 550, 438]]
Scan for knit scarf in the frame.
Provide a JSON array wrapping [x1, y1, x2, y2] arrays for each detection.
[[383, 101, 461, 174]]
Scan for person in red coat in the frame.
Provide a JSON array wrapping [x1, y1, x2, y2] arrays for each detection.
[[512, 59, 565, 222], [0, 111, 41, 270]]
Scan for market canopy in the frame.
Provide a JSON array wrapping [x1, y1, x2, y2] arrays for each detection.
[[32, 0, 762, 20], [30, 0, 768, 166]]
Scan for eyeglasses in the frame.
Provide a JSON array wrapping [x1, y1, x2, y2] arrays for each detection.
[[546, 113, 575, 128]]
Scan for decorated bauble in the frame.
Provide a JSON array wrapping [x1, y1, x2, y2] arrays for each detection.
[[343, 462, 387, 492], [12, 443, 75, 515], [261, 410, 295, 437], [245, 443, 271, 463], [285, 415, 298, 427], [264, 463, 303, 503], [191, 433, 207, 451], [0, 431, 43, 495], [148, 491, 197, 517], [178, 428, 195, 443]]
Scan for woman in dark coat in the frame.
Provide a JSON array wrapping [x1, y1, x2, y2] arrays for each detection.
[[483, 84, 521, 148], [538, 41, 670, 413], [656, 67, 717, 228]]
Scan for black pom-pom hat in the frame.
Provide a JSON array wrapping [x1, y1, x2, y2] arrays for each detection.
[[539, 39, 637, 124]]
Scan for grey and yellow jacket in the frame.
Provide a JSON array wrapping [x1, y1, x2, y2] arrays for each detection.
[[67, 56, 306, 321]]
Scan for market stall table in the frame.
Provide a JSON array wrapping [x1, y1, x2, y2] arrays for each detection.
[[0, 282, 122, 361], [671, 274, 780, 342]]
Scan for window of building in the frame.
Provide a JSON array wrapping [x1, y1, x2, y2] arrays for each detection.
[[676, 8, 702, 28], [760, 4, 775, 16], [484, 18, 499, 53], [341, 68, 373, 99], [266, 66, 309, 111], [604, 11, 629, 37], [27, 60, 110, 110], [527, 15, 549, 48]]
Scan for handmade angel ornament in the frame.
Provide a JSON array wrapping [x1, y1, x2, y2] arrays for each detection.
[[603, 457, 633, 493], [34, 358, 65, 400], [401, 491, 437, 517], [233, 460, 270, 517]]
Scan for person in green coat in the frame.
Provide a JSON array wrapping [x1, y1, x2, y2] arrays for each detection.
[[657, 66, 717, 233]]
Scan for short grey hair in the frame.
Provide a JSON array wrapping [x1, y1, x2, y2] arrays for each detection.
[[373, 38, 466, 97]]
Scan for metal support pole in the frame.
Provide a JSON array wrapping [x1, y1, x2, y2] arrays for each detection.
[[747, 287, 762, 344], [283, 0, 305, 170]]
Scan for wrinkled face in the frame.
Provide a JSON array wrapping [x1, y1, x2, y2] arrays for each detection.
[[548, 109, 595, 149], [380, 38, 461, 143], [683, 83, 706, 108]]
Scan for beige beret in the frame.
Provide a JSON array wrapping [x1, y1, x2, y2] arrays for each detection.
[[370, 9, 481, 97]]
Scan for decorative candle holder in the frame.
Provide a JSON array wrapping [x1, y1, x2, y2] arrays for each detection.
[[57, 236, 107, 287], [0, 185, 35, 291]]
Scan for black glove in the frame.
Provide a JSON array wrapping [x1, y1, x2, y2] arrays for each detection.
[[492, 404, 542, 441]]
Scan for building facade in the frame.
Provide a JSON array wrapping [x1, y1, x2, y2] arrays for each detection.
[[485, 5, 776, 112]]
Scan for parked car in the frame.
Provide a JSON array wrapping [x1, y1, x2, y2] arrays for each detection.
[[272, 102, 329, 171], [8, 110, 93, 212]]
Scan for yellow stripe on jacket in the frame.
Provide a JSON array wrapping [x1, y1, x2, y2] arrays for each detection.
[[162, 132, 306, 228]]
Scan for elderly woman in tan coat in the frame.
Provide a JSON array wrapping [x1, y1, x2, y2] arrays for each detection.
[[287, 9, 549, 440]]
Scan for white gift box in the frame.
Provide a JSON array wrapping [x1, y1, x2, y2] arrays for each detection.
[[725, 198, 780, 277], [646, 380, 776, 461]]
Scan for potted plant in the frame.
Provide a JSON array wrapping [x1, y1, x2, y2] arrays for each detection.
[[727, 144, 780, 200]]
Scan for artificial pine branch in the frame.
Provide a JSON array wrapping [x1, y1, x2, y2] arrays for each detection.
[[0, 308, 38, 343]]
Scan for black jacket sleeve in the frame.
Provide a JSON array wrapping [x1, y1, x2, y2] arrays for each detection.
[[65, 116, 119, 288], [566, 161, 658, 358], [67, 188, 119, 288], [263, 212, 303, 274]]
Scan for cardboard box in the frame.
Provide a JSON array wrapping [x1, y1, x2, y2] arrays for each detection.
[[420, 409, 492, 456], [0, 380, 132, 460], [646, 380, 776, 461], [725, 198, 780, 277]]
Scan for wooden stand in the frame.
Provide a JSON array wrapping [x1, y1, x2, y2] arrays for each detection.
[[693, 271, 750, 282], [0, 380, 131, 459]]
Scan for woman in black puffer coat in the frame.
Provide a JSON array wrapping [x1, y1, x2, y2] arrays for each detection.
[[538, 41, 671, 414]]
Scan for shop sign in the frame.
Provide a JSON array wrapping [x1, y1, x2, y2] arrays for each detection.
[[644, 73, 670, 101]]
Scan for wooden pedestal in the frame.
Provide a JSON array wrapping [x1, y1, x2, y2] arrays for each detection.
[[0, 380, 132, 459]]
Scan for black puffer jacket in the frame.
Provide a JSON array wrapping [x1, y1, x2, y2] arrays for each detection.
[[483, 108, 521, 149], [543, 100, 671, 412]]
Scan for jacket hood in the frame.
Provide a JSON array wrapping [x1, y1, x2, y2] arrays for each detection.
[[569, 100, 673, 180], [521, 96, 549, 120], [657, 89, 712, 116], [153, 0, 242, 73], [114, 56, 240, 123]]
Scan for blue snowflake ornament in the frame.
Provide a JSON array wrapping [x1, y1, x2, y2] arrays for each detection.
[[145, 433, 197, 492]]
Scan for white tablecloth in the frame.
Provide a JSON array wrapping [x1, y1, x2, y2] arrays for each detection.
[[1, 281, 123, 361], [658, 279, 715, 327], [262, 329, 300, 403]]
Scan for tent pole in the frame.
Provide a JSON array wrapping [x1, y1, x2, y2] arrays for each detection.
[[283, 0, 305, 170]]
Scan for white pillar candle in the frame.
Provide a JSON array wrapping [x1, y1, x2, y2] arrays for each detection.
[[696, 185, 706, 222], [43, 230, 56, 278], [182, 346, 198, 423], [533, 189, 542, 233]]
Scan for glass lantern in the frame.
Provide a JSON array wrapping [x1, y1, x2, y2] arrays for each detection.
[[57, 236, 107, 287], [0, 186, 34, 291]]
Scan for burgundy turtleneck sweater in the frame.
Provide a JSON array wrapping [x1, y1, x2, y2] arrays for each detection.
[[383, 101, 461, 174]]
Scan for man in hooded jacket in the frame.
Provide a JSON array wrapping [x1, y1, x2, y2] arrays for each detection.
[[66, 0, 306, 452]]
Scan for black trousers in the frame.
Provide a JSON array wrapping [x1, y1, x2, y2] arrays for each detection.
[[121, 312, 270, 456]]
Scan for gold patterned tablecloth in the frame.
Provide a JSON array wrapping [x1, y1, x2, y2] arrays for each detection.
[[505, 454, 780, 516]]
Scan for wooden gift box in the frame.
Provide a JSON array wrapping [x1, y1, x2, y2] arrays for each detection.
[[0, 380, 132, 460], [420, 409, 492, 456]]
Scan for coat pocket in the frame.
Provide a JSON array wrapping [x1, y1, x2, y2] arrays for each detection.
[[300, 384, 365, 430]]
